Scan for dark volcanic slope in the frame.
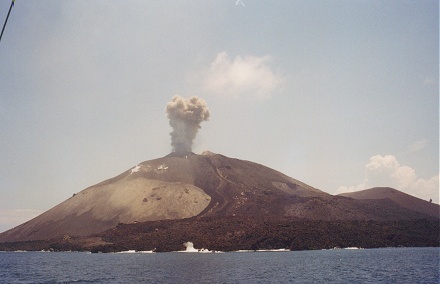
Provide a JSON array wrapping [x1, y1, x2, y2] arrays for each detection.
[[99, 151, 331, 218], [0, 152, 325, 242], [0, 152, 437, 243], [338, 187, 439, 218]]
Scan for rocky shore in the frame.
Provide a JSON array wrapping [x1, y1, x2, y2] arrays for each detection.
[[1, 216, 438, 253]]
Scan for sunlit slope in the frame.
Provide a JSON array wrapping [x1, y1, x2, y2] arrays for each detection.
[[0, 176, 210, 242]]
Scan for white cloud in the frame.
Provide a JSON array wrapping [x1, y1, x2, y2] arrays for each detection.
[[407, 139, 428, 153], [336, 184, 364, 194], [337, 155, 439, 203], [0, 209, 43, 233], [204, 52, 284, 99]]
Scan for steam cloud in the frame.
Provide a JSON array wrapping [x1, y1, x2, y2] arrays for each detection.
[[166, 96, 210, 153]]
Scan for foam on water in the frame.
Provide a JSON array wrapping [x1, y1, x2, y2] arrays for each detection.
[[116, 250, 137, 254], [177, 242, 222, 253], [115, 250, 155, 254], [236, 248, 290, 253], [255, 248, 290, 252]]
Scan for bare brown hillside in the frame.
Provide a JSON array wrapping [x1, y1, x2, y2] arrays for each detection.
[[0, 152, 437, 244]]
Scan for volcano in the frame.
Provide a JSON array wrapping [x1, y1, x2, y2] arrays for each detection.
[[0, 152, 438, 251]]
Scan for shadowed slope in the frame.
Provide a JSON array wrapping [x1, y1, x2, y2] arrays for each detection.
[[338, 187, 439, 218]]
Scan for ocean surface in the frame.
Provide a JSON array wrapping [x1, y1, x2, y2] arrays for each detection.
[[0, 247, 438, 283]]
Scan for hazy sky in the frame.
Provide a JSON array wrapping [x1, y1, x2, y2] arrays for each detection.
[[0, 0, 438, 232]]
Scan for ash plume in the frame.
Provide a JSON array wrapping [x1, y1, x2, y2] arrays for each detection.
[[166, 96, 210, 153]]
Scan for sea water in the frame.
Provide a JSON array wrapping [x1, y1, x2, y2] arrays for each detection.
[[0, 247, 438, 283]]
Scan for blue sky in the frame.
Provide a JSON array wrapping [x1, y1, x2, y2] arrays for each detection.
[[0, 0, 438, 232]]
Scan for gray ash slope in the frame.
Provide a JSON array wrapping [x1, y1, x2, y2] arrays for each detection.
[[0, 151, 437, 243]]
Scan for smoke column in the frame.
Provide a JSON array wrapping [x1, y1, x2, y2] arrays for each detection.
[[166, 96, 210, 153]]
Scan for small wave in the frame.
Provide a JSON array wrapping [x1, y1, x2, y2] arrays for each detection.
[[255, 249, 290, 252], [115, 250, 137, 254], [177, 242, 223, 253], [235, 249, 290, 253], [114, 250, 156, 254]]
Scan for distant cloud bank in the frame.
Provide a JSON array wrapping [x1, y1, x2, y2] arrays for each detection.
[[204, 52, 283, 99], [337, 154, 439, 203]]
